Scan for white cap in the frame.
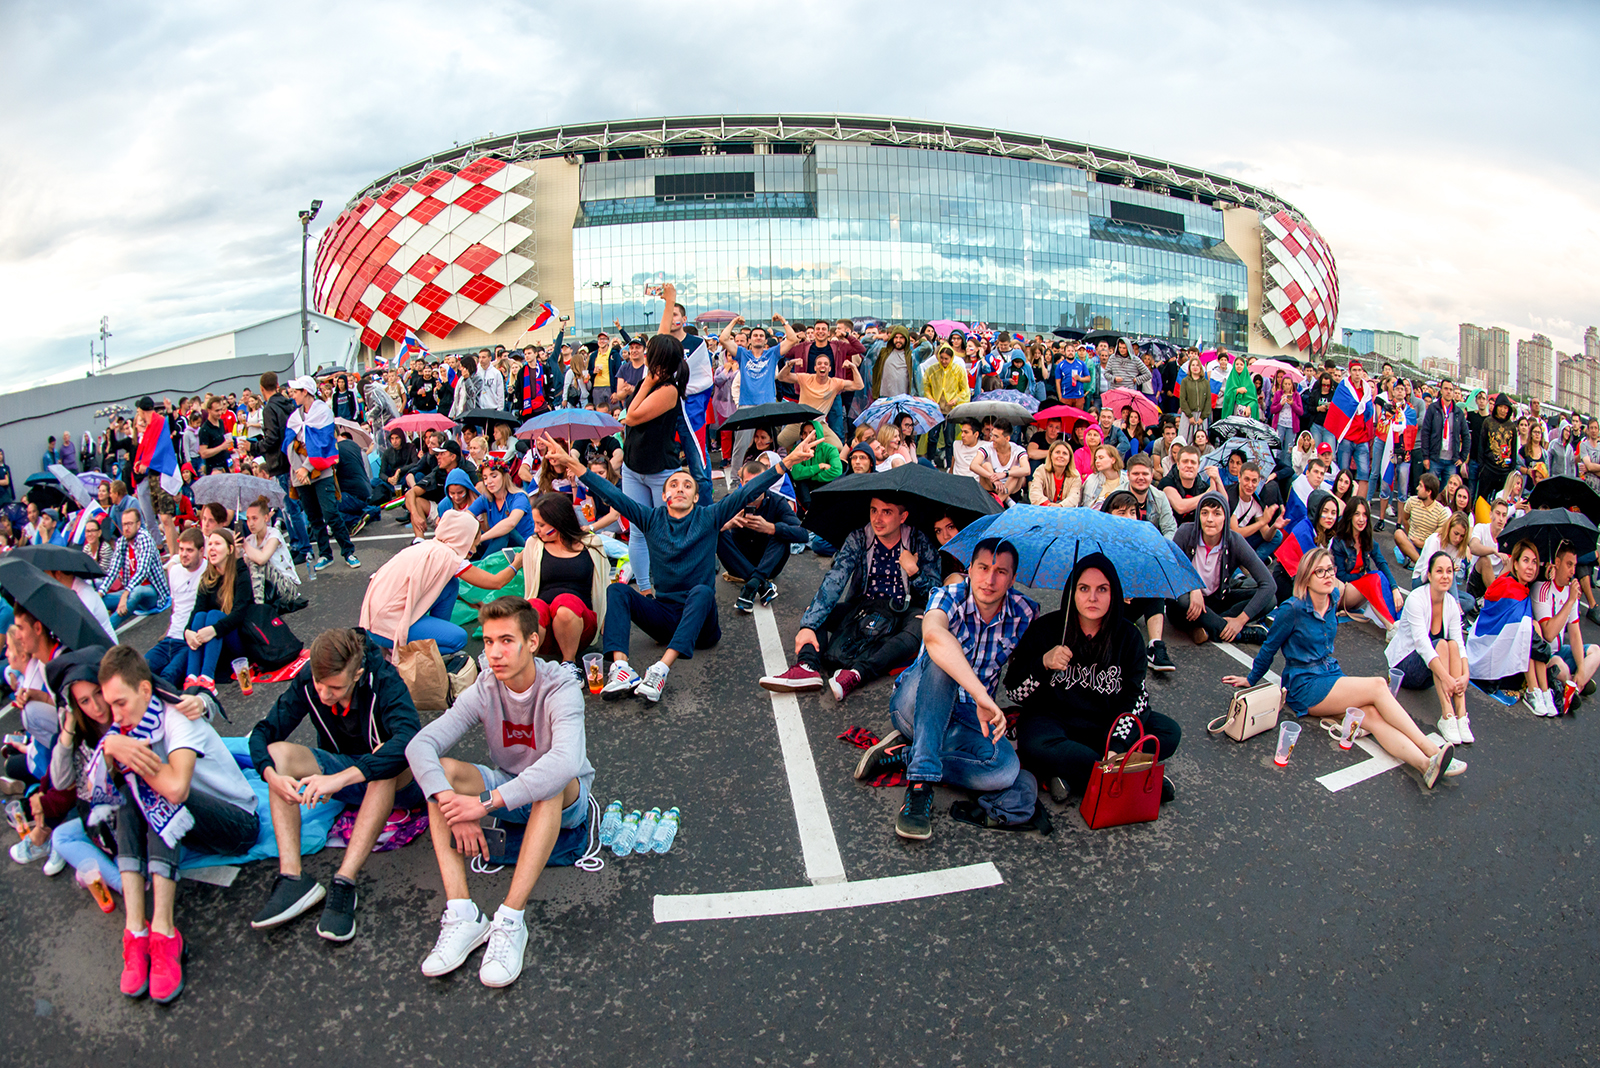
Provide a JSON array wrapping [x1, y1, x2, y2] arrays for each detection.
[[286, 376, 318, 394]]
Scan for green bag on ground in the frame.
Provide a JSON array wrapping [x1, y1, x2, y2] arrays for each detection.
[[450, 551, 525, 638]]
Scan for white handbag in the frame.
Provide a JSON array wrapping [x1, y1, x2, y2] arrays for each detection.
[[1208, 682, 1283, 742]]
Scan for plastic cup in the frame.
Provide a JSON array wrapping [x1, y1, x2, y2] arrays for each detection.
[[233, 658, 253, 695], [1389, 668, 1405, 695], [583, 653, 603, 695], [1274, 721, 1302, 766], [1338, 707, 1366, 750]]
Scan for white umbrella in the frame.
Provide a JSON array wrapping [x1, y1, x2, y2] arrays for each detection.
[[335, 418, 373, 451], [47, 464, 93, 509]]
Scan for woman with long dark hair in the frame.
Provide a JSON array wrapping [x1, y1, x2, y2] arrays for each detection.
[[1007, 551, 1180, 803], [1331, 498, 1404, 621], [183, 529, 254, 691], [518, 493, 608, 675], [617, 334, 689, 596]]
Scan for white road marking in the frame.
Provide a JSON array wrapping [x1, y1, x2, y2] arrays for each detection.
[[654, 862, 1004, 922], [1211, 640, 1279, 685], [353, 532, 426, 543], [1317, 732, 1447, 793], [752, 604, 846, 886]]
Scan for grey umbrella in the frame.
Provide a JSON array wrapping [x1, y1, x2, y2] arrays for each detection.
[[192, 473, 286, 514], [948, 400, 1034, 426]]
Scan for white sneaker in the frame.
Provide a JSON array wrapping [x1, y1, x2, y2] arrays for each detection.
[[8, 837, 49, 864], [601, 661, 641, 700], [559, 661, 582, 687], [1456, 714, 1475, 745], [1437, 716, 1462, 745], [635, 662, 670, 703], [478, 913, 528, 988], [42, 848, 66, 877], [1444, 757, 1468, 777], [1538, 690, 1560, 718], [420, 905, 491, 977], [1526, 690, 1553, 717]]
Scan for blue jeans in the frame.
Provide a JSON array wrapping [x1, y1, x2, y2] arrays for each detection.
[[102, 586, 161, 627], [145, 636, 189, 687], [1252, 529, 1284, 563], [478, 529, 526, 560], [1311, 424, 1336, 450], [276, 472, 311, 557], [1429, 459, 1454, 483], [366, 577, 467, 655], [51, 817, 120, 887], [620, 465, 670, 592], [116, 785, 259, 882], [888, 658, 1036, 824], [184, 609, 244, 681], [1336, 439, 1371, 483], [337, 491, 372, 529], [602, 584, 720, 661]]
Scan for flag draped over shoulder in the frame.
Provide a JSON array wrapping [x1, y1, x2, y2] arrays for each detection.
[[134, 415, 183, 495], [285, 401, 338, 473], [1467, 574, 1534, 681], [1325, 379, 1374, 444], [1274, 517, 1318, 577]]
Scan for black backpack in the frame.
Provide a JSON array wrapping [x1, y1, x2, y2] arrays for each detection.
[[240, 604, 304, 669]]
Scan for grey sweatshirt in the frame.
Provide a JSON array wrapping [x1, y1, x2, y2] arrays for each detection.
[[405, 659, 595, 811]]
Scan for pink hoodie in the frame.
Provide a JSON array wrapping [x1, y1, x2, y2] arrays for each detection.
[[358, 509, 479, 645]]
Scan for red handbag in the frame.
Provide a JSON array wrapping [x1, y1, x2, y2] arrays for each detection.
[[1079, 716, 1164, 830]]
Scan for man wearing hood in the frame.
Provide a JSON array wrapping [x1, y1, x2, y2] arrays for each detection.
[[403, 440, 478, 545], [853, 538, 1044, 841], [1168, 491, 1275, 644], [247, 628, 422, 942], [1476, 392, 1519, 502], [1003, 551, 1181, 805], [865, 324, 924, 401]]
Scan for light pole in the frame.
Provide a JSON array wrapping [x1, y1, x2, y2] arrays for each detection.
[[589, 280, 612, 332], [298, 199, 323, 376]]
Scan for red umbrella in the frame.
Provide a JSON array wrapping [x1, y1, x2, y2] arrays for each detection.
[[695, 310, 739, 325], [1032, 404, 1094, 429], [1102, 389, 1160, 425], [385, 413, 458, 435]]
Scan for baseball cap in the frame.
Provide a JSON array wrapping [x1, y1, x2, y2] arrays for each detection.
[[286, 376, 318, 393], [1316, 442, 1333, 456], [432, 439, 464, 458]]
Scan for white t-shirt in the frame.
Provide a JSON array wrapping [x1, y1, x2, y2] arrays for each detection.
[[73, 578, 117, 643], [951, 440, 998, 479], [158, 704, 257, 814], [1533, 579, 1580, 631], [1470, 522, 1504, 572], [166, 560, 206, 642]]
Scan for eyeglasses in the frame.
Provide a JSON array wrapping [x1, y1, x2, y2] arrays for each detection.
[[1309, 566, 1336, 579]]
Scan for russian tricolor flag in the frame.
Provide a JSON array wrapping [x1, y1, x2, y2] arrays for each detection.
[[398, 330, 430, 368], [1325, 379, 1374, 444], [1273, 517, 1318, 577], [1379, 407, 1413, 490], [134, 414, 184, 495], [285, 401, 339, 473], [1467, 574, 1534, 681], [1349, 570, 1398, 628], [65, 503, 105, 546], [530, 302, 559, 331]]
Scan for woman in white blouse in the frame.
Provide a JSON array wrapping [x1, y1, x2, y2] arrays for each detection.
[[1386, 550, 1471, 744]]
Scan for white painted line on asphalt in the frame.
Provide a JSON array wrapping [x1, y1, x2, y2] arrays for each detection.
[[752, 604, 846, 886], [1317, 732, 1446, 793], [1212, 640, 1280, 685], [653, 862, 1003, 923], [353, 532, 426, 543]]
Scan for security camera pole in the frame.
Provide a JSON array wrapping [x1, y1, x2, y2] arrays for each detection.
[[299, 199, 323, 377]]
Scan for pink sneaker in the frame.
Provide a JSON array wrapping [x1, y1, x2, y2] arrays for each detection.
[[759, 663, 823, 693], [149, 928, 186, 1003], [183, 675, 199, 691], [828, 668, 863, 703], [120, 930, 150, 998]]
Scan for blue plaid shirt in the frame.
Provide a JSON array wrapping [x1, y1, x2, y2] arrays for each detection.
[[908, 580, 1040, 707]]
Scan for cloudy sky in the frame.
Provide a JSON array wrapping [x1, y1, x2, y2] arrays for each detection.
[[2, 0, 1596, 389]]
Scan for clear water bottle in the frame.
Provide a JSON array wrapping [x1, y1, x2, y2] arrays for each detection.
[[598, 800, 623, 847], [632, 808, 660, 854], [651, 807, 680, 854], [609, 810, 641, 856]]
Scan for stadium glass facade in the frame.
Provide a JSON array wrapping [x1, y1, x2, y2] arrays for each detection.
[[569, 142, 1250, 349]]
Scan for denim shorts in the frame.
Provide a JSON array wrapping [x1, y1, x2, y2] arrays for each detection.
[[313, 748, 425, 808], [1557, 642, 1590, 677], [475, 763, 589, 828]]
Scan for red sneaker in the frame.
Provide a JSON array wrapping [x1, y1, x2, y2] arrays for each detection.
[[149, 928, 186, 1004], [120, 930, 150, 998], [759, 663, 824, 693], [828, 668, 863, 703]]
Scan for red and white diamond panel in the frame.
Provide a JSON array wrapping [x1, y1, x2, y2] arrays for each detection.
[[1259, 210, 1340, 355], [313, 155, 538, 352]]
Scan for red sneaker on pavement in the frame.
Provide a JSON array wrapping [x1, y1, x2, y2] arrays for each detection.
[[149, 928, 186, 1004], [828, 668, 862, 702], [759, 664, 823, 693], [120, 930, 150, 998]]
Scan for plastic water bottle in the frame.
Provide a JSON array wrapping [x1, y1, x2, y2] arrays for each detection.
[[632, 808, 660, 854], [650, 807, 680, 854], [610, 810, 641, 856], [598, 800, 623, 847]]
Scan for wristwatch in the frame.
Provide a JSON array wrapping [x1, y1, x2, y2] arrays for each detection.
[[479, 789, 496, 809]]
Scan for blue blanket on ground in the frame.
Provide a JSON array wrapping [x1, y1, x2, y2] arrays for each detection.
[[176, 735, 342, 870]]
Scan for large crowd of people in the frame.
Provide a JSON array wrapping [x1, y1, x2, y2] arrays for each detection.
[[2, 283, 1596, 1004]]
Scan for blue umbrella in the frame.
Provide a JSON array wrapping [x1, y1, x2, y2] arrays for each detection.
[[978, 388, 1040, 413], [857, 395, 943, 434], [516, 409, 623, 442], [942, 505, 1203, 599]]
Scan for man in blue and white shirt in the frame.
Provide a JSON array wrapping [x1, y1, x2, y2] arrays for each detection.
[[857, 537, 1043, 841]]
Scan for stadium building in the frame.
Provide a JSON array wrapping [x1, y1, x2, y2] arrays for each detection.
[[313, 115, 1339, 361]]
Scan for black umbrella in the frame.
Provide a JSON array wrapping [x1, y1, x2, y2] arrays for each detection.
[[24, 472, 59, 486], [1209, 415, 1281, 445], [456, 408, 521, 429], [1500, 509, 1600, 561], [1529, 476, 1600, 525], [0, 558, 117, 651], [1082, 329, 1124, 348], [8, 544, 104, 578], [804, 465, 1004, 546], [719, 402, 824, 435], [1136, 338, 1181, 363], [25, 485, 67, 509], [1051, 328, 1086, 341]]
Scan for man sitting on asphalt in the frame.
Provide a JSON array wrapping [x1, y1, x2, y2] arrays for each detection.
[[1286, 452, 1333, 528], [1161, 444, 1223, 526], [403, 440, 479, 545], [1393, 472, 1450, 567], [1120, 454, 1177, 536], [1103, 489, 1177, 674], [1468, 499, 1511, 598], [852, 538, 1045, 841], [538, 431, 816, 704], [1228, 462, 1286, 563], [1167, 491, 1275, 645], [99, 645, 260, 1004], [718, 460, 808, 614], [247, 628, 422, 942], [145, 527, 206, 688], [760, 496, 940, 703], [96, 507, 171, 628], [334, 427, 376, 537], [1534, 544, 1600, 713], [404, 597, 593, 989]]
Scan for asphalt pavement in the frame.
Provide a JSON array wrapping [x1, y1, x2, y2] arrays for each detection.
[[2, 513, 1597, 1067]]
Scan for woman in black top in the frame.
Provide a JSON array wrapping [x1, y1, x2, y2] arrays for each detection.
[[183, 528, 255, 691], [1005, 552, 1180, 803], [519, 493, 607, 674], [618, 334, 689, 596]]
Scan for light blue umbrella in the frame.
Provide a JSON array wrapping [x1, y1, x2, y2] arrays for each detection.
[[942, 505, 1202, 599], [857, 395, 944, 434], [516, 409, 623, 442], [979, 389, 1040, 414]]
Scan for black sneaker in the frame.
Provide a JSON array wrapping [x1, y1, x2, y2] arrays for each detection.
[[895, 783, 934, 840], [1147, 640, 1176, 673], [1047, 776, 1070, 803], [1237, 623, 1269, 644], [250, 873, 325, 929], [853, 729, 908, 780], [735, 583, 757, 614], [760, 581, 778, 606], [316, 878, 359, 942]]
